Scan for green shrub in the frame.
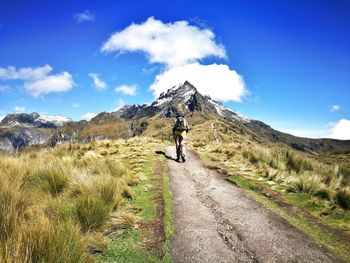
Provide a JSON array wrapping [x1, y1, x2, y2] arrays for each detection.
[[75, 195, 110, 232]]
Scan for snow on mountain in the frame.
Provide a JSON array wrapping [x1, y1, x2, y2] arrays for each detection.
[[36, 114, 72, 127], [207, 97, 250, 123], [0, 112, 72, 128]]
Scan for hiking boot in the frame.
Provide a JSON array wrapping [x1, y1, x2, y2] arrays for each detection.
[[181, 155, 186, 163], [176, 157, 181, 163]]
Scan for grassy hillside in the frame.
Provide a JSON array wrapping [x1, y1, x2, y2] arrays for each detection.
[[0, 138, 173, 263]]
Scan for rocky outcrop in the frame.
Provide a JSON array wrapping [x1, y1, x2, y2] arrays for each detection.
[[0, 128, 53, 152]]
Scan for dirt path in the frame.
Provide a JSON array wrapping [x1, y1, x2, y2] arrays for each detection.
[[165, 146, 340, 263]]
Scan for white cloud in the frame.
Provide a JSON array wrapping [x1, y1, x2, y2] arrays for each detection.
[[82, 112, 97, 120], [101, 17, 226, 67], [330, 105, 340, 112], [150, 63, 246, 102], [276, 128, 330, 139], [24, 72, 74, 97], [271, 119, 350, 140], [115, 84, 137, 95], [0, 65, 53, 81], [72, 103, 80, 108], [14, 106, 26, 112], [88, 73, 107, 90], [329, 119, 350, 140], [0, 65, 74, 97], [74, 10, 95, 23]]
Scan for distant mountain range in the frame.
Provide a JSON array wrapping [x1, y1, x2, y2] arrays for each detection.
[[0, 112, 72, 128], [1, 81, 349, 153]]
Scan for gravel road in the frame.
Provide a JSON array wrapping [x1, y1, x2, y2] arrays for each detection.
[[165, 146, 340, 263]]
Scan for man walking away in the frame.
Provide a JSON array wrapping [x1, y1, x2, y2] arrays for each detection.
[[173, 112, 189, 163]]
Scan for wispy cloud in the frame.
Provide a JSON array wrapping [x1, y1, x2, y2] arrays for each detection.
[[111, 98, 125, 112], [73, 10, 95, 23], [72, 103, 80, 108], [330, 104, 340, 112], [82, 112, 97, 120], [14, 106, 26, 112], [88, 73, 107, 90], [115, 84, 137, 96], [0, 65, 75, 97]]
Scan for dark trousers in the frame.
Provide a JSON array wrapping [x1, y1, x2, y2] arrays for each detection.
[[174, 134, 186, 159]]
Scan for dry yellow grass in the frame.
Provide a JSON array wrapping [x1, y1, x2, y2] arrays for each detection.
[[0, 137, 161, 262], [198, 141, 350, 210]]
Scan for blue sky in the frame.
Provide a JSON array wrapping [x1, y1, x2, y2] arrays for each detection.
[[0, 0, 349, 139]]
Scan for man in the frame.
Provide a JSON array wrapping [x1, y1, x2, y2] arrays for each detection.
[[173, 112, 190, 162]]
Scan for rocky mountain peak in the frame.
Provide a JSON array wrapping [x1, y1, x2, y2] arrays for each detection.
[[152, 81, 197, 108], [0, 112, 72, 128], [92, 81, 250, 124]]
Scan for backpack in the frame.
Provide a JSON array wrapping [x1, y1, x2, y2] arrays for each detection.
[[175, 117, 187, 132]]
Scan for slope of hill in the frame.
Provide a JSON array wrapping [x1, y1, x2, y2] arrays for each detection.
[[0, 81, 349, 154]]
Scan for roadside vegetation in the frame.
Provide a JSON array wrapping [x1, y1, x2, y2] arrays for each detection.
[[196, 142, 350, 224], [194, 139, 350, 261], [0, 137, 173, 263]]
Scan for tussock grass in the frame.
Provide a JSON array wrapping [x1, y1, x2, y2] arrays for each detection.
[[0, 138, 160, 262], [335, 187, 350, 209], [3, 217, 92, 263], [0, 179, 30, 242], [287, 174, 322, 194], [76, 195, 110, 232], [26, 165, 70, 196], [199, 142, 350, 210]]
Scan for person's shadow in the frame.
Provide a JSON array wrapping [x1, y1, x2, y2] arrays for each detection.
[[155, 150, 178, 161]]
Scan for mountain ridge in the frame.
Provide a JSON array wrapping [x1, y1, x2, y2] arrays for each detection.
[[0, 81, 349, 153]]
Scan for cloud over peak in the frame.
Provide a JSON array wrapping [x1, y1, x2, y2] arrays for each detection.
[[102, 17, 246, 102], [101, 17, 226, 67], [150, 63, 246, 102]]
